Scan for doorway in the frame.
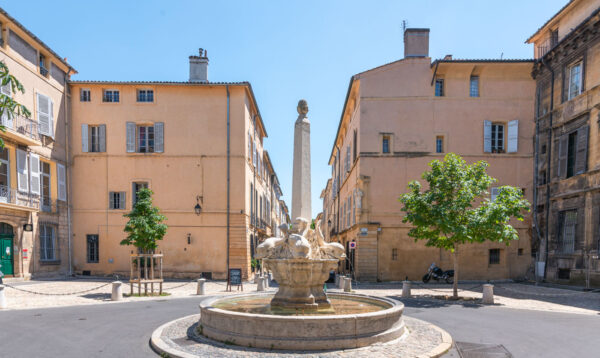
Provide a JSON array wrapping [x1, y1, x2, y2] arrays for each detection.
[[0, 223, 14, 276]]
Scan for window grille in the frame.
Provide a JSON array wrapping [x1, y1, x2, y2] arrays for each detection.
[[559, 210, 577, 254], [489, 249, 500, 264], [87, 235, 99, 263], [40, 224, 57, 261]]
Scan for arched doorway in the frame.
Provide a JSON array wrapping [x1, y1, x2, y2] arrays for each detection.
[[0, 223, 14, 276]]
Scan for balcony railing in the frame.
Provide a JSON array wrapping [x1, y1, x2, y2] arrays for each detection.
[[535, 36, 559, 59], [40, 198, 60, 213], [0, 184, 40, 209], [1, 113, 41, 141], [40, 67, 49, 77]]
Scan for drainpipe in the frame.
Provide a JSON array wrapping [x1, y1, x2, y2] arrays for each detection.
[[541, 57, 555, 282], [64, 72, 73, 276], [252, 114, 257, 274], [226, 85, 230, 276]]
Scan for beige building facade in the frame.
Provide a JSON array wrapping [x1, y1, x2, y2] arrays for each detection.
[[0, 8, 75, 279], [322, 29, 536, 281], [528, 0, 600, 286]]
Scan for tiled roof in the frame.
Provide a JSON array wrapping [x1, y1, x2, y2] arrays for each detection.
[[526, 0, 576, 43], [431, 58, 534, 67], [68, 80, 249, 85], [0, 7, 75, 72]]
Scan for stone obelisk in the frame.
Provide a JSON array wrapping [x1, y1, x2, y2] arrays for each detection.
[[292, 99, 311, 221]]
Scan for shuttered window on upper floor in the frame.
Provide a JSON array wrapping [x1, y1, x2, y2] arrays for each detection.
[[126, 122, 164, 153], [81, 124, 106, 153], [36, 93, 53, 137]]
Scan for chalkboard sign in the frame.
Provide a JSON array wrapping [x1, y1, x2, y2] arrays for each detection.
[[227, 268, 243, 291]]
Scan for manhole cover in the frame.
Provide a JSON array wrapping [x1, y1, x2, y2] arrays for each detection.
[[455, 342, 512, 358]]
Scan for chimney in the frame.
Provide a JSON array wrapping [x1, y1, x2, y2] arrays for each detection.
[[403, 28, 429, 58], [189, 48, 208, 83]]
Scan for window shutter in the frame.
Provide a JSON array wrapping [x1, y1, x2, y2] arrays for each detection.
[[119, 192, 126, 210], [557, 134, 569, 178], [507, 120, 519, 153], [99, 124, 106, 152], [109, 192, 114, 209], [16, 149, 28, 192], [49, 100, 54, 137], [29, 153, 40, 195], [575, 125, 589, 175], [0, 83, 11, 96], [154, 122, 164, 153], [483, 120, 492, 153], [81, 124, 89, 152], [491, 187, 499, 202], [126, 122, 135, 152], [57, 163, 66, 201], [36, 93, 51, 136]]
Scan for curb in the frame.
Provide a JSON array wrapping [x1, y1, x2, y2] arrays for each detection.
[[418, 322, 453, 358], [150, 314, 200, 358]]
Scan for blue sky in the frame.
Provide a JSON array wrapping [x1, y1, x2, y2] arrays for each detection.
[[4, 0, 566, 218]]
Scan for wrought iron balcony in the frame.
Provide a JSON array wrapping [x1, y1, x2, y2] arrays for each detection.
[[40, 198, 60, 213], [40, 66, 49, 77], [1, 113, 41, 142], [0, 184, 40, 210]]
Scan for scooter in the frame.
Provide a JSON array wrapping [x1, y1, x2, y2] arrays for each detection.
[[422, 263, 454, 284]]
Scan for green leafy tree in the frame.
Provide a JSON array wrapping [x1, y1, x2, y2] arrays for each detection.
[[121, 188, 167, 254], [399, 153, 530, 298], [0, 61, 32, 148]]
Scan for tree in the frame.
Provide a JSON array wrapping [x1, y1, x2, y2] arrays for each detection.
[[0, 61, 32, 148], [399, 153, 530, 298], [121, 188, 167, 254]]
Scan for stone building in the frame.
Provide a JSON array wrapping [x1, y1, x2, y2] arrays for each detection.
[[528, 0, 600, 286], [0, 8, 75, 279], [69, 50, 284, 280], [322, 29, 536, 281]]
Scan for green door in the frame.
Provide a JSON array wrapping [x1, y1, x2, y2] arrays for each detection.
[[0, 223, 14, 276]]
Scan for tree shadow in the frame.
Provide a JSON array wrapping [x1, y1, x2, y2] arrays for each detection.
[[80, 293, 111, 301], [390, 295, 487, 309]]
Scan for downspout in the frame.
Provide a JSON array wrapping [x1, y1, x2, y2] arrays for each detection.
[[64, 72, 73, 276], [226, 85, 230, 276], [252, 114, 257, 273], [541, 57, 555, 281]]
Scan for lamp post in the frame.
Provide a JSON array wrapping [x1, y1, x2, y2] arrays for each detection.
[[195, 195, 203, 215]]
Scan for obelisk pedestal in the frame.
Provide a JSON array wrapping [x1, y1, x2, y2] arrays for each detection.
[[292, 99, 311, 221]]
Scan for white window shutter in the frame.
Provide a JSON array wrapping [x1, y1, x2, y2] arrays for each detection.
[[49, 100, 54, 138], [491, 187, 500, 202], [16, 149, 28, 192], [154, 122, 164, 153], [119, 192, 126, 209], [99, 124, 106, 152], [36, 93, 51, 136], [126, 122, 135, 152], [29, 153, 41, 195], [81, 124, 89, 152], [507, 120, 519, 153], [57, 163, 66, 201], [0, 83, 11, 96], [483, 120, 492, 153], [109, 192, 114, 209]]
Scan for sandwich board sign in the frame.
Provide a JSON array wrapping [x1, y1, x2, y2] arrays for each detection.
[[227, 268, 243, 292]]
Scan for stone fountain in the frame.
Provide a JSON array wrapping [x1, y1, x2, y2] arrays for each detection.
[[194, 100, 406, 350]]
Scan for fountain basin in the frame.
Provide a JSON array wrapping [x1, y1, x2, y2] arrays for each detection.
[[198, 292, 405, 350]]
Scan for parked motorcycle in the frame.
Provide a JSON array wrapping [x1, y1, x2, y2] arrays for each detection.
[[422, 263, 454, 284]]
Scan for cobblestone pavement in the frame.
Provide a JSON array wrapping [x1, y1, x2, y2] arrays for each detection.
[[155, 314, 446, 358], [2, 278, 599, 315]]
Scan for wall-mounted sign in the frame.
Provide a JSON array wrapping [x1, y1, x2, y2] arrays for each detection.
[[360, 228, 368, 236], [22, 249, 28, 259], [349, 241, 356, 250], [23, 224, 33, 232]]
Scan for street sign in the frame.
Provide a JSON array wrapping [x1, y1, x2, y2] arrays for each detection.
[[349, 241, 356, 250]]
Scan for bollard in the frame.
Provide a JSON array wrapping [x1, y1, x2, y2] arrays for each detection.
[[257, 276, 265, 291], [111, 281, 123, 301], [197, 278, 206, 295], [402, 280, 412, 298], [338, 275, 345, 289], [0, 285, 6, 309], [344, 277, 352, 292], [263, 275, 269, 288], [482, 284, 494, 304]]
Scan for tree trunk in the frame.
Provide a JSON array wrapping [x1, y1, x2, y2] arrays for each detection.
[[453, 243, 459, 299]]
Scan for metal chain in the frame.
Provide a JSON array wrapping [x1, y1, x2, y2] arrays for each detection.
[[3, 282, 112, 296], [412, 282, 483, 293], [494, 284, 600, 296], [161, 280, 195, 291]]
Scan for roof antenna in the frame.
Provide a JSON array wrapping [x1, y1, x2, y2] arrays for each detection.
[[500, 52, 504, 59], [402, 20, 408, 33]]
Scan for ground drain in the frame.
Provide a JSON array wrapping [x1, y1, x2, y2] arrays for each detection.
[[455, 342, 512, 358]]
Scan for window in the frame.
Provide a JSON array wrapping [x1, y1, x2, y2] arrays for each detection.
[[40, 224, 56, 261], [470, 76, 479, 97], [40, 162, 51, 212], [81, 124, 106, 153], [436, 136, 444, 153], [102, 90, 120, 103], [539, 170, 547, 185], [558, 210, 577, 254], [566, 61, 582, 100], [90, 125, 101, 152], [518, 248, 524, 256], [382, 136, 390, 153], [109, 191, 126, 209], [36, 93, 53, 137], [137, 125, 154, 153], [39, 53, 48, 76], [566, 131, 577, 178], [137, 89, 154, 103], [491, 123, 505, 153], [541, 144, 547, 154], [558, 126, 588, 179], [353, 130, 357, 162], [87, 235, 99, 263], [248, 132, 252, 161], [80, 89, 91, 102], [392, 248, 398, 261], [435, 78, 444, 97], [0, 148, 9, 202], [489, 249, 500, 264], [550, 29, 559, 48], [490, 187, 501, 202], [132, 182, 148, 205]]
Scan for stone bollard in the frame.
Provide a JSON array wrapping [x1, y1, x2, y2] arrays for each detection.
[[482, 284, 494, 304], [111, 281, 123, 301], [344, 277, 352, 292], [257, 276, 265, 291], [0, 285, 6, 309], [263, 275, 269, 288], [402, 280, 412, 298], [338, 275, 345, 289], [197, 278, 206, 295]]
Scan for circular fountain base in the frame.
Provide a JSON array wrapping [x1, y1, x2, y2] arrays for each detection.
[[198, 292, 405, 350]]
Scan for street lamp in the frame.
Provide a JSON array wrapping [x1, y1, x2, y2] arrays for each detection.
[[194, 195, 203, 215]]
